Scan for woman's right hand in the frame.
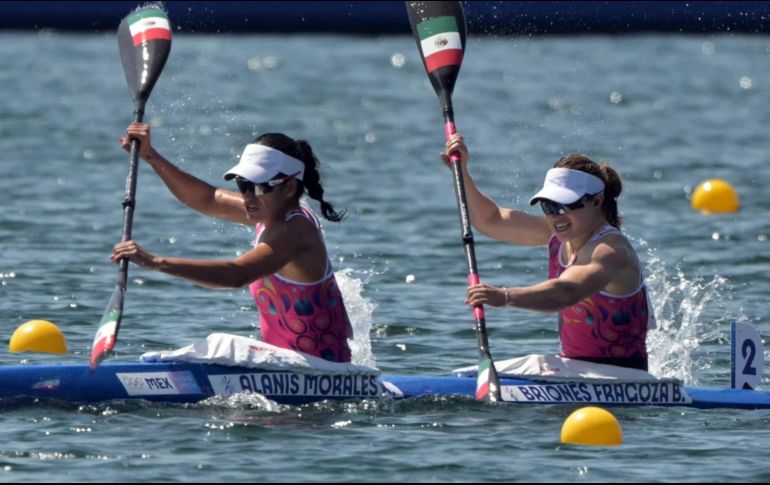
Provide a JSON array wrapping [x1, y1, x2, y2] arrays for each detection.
[[111, 240, 160, 270], [120, 123, 157, 162], [440, 133, 469, 168]]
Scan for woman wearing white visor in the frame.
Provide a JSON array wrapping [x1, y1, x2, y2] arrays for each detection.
[[442, 134, 654, 371], [111, 124, 353, 363]]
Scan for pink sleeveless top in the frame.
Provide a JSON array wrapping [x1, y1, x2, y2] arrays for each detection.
[[548, 226, 652, 361], [248, 206, 353, 363]]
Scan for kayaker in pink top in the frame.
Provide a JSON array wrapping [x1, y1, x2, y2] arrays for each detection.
[[442, 135, 655, 371], [111, 125, 353, 362], [250, 206, 352, 362]]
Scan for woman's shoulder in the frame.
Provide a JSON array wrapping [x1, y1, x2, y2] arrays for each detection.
[[262, 211, 323, 247], [589, 231, 639, 267], [265, 213, 318, 235]]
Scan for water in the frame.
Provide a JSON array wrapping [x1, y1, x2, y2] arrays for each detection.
[[1, 31, 770, 481]]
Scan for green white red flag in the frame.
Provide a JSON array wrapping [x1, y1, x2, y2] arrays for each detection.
[[417, 16, 463, 73], [127, 9, 171, 47]]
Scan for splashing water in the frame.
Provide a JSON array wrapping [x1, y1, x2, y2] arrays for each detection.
[[335, 268, 377, 369], [133, 2, 168, 14], [638, 239, 733, 385], [197, 391, 286, 412]]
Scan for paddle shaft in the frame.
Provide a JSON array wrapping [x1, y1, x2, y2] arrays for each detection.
[[443, 116, 480, 300], [117, 101, 146, 289], [442, 106, 501, 401]]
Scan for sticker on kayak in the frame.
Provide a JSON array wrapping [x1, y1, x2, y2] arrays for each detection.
[[116, 371, 201, 396], [501, 380, 692, 405], [208, 373, 390, 398]]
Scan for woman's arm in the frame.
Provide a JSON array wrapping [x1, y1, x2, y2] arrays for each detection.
[[466, 240, 627, 311], [442, 134, 551, 246], [123, 123, 250, 225], [111, 219, 315, 289]]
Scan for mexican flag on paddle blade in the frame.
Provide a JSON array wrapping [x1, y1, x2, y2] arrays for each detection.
[[417, 16, 463, 74], [90, 309, 119, 368], [127, 9, 171, 47]]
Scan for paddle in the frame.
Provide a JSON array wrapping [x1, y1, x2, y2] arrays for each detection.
[[90, 6, 172, 370], [405, 1, 502, 402]]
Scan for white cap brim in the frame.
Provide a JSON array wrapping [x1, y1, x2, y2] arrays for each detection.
[[529, 167, 605, 205], [224, 144, 305, 183]]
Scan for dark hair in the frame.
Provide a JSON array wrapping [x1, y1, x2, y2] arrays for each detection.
[[252, 133, 347, 222], [553, 154, 623, 228]]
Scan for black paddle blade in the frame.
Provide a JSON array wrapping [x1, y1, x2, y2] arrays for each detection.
[[90, 286, 124, 369], [405, 1, 467, 106], [117, 5, 172, 102]]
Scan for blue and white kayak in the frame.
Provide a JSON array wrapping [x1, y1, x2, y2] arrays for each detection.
[[3, 323, 765, 409], [1, 361, 769, 409]]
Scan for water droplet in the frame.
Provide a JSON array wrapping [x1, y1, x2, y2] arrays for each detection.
[[390, 53, 406, 68], [739, 76, 753, 90]]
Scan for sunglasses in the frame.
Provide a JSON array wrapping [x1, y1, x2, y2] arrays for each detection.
[[540, 195, 592, 216], [234, 172, 300, 196]]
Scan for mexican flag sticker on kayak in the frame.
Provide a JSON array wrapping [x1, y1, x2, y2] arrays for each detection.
[[127, 9, 172, 47], [417, 16, 463, 73]]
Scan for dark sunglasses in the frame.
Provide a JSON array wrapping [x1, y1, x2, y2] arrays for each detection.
[[234, 172, 299, 196], [540, 195, 593, 216]]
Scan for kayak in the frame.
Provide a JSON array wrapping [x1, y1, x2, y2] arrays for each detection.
[[3, 323, 764, 409], [2, 361, 769, 409]]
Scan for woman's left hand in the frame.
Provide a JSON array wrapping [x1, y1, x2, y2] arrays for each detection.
[[466, 284, 507, 308], [440, 133, 469, 168], [111, 240, 160, 270]]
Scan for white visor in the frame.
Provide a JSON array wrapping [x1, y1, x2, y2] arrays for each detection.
[[223, 144, 305, 183], [529, 167, 605, 205]]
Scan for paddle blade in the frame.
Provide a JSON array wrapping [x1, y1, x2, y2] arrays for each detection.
[[117, 5, 173, 102], [405, 1, 467, 104], [90, 286, 124, 370]]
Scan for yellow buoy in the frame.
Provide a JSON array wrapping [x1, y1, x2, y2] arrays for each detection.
[[691, 179, 740, 214], [560, 406, 623, 446], [9, 320, 68, 354]]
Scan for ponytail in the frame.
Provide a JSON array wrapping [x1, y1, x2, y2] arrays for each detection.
[[598, 163, 623, 229], [252, 133, 347, 222], [554, 154, 623, 228], [295, 140, 347, 222]]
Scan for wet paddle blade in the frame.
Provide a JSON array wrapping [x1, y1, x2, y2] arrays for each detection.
[[90, 286, 124, 369], [118, 5, 173, 102], [405, 1, 466, 107]]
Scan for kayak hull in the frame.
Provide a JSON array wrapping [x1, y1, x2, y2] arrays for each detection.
[[2, 362, 769, 409]]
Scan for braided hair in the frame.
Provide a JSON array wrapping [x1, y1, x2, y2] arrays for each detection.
[[252, 133, 347, 222]]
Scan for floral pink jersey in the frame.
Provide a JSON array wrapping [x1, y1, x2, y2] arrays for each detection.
[[249, 207, 353, 363], [548, 226, 653, 361]]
